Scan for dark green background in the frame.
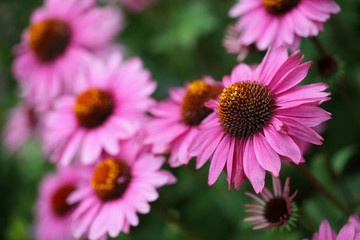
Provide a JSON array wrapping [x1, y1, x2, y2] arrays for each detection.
[[1, 0, 360, 239]]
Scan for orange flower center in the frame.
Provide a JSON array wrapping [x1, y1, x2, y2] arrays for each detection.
[[29, 19, 71, 62], [181, 80, 222, 126], [74, 88, 114, 129], [51, 184, 76, 216], [91, 158, 131, 201], [262, 0, 300, 15], [218, 81, 274, 138]]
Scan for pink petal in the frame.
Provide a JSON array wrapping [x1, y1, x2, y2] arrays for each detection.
[[243, 138, 265, 193], [263, 124, 302, 163], [81, 130, 101, 164], [337, 223, 355, 240], [276, 106, 331, 127], [208, 136, 231, 185], [253, 133, 281, 177], [231, 138, 245, 190], [318, 220, 337, 240], [230, 63, 253, 85], [271, 61, 312, 94], [277, 117, 324, 145]]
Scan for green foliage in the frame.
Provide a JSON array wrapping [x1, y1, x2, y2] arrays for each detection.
[[1, 0, 360, 239]]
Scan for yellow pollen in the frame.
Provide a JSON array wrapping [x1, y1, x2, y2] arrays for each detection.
[[262, 0, 300, 15], [29, 19, 71, 62], [74, 88, 114, 129], [181, 80, 222, 126], [91, 158, 131, 201]]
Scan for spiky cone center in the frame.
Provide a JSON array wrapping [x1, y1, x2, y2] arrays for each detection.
[[29, 19, 71, 62], [51, 184, 76, 217], [218, 81, 274, 138], [74, 88, 114, 129], [264, 197, 289, 224], [181, 80, 222, 126], [91, 158, 131, 201], [262, 0, 301, 15]]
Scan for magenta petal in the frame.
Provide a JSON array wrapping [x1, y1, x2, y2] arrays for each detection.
[[73, 204, 101, 239], [256, 18, 278, 51], [272, 61, 312, 94], [58, 130, 84, 165], [81, 130, 101, 164], [263, 124, 302, 163], [208, 136, 231, 185], [89, 205, 112, 239], [230, 63, 253, 85], [229, 0, 261, 17], [268, 50, 302, 89], [253, 133, 281, 177], [231, 138, 245, 190], [276, 82, 330, 108], [276, 106, 331, 127], [108, 204, 124, 237], [337, 223, 355, 240], [255, 47, 288, 85], [277, 117, 323, 145], [243, 138, 265, 193], [318, 220, 337, 240], [192, 126, 225, 169]]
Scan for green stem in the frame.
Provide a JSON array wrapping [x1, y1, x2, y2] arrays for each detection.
[[295, 164, 352, 216], [321, 150, 356, 208], [311, 37, 327, 56]]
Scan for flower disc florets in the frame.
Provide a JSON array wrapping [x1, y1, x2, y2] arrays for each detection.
[[218, 81, 274, 138], [29, 19, 71, 62], [91, 158, 131, 201], [262, 0, 301, 15], [74, 88, 114, 129], [51, 184, 76, 217], [181, 80, 222, 126]]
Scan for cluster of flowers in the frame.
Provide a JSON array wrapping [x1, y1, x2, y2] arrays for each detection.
[[3, 0, 357, 239]]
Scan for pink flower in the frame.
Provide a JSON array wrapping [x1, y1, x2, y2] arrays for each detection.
[[309, 215, 360, 240], [244, 176, 298, 231], [223, 25, 250, 61], [121, 0, 158, 12], [144, 77, 222, 167], [190, 47, 331, 193], [68, 138, 176, 240], [228, 0, 340, 52], [13, 0, 122, 107], [2, 102, 38, 152], [35, 167, 80, 240], [43, 53, 156, 165]]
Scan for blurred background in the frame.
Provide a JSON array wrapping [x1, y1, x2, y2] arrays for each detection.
[[1, 0, 360, 239]]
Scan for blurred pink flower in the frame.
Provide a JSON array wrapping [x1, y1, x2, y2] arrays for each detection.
[[309, 215, 360, 240], [121, 0, 157, 12], [43, 53, 156, 165], [244, 176, 298, 230], [191, 47, 331, 193], [13, 0, 123, 108], [68, 138, 176, 240], [228, 0, 340, 52], [144, 77, 222, 167], [223, 25, 250, 61], [35, 167, 80, 240], [2, 102, 38, 152]]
